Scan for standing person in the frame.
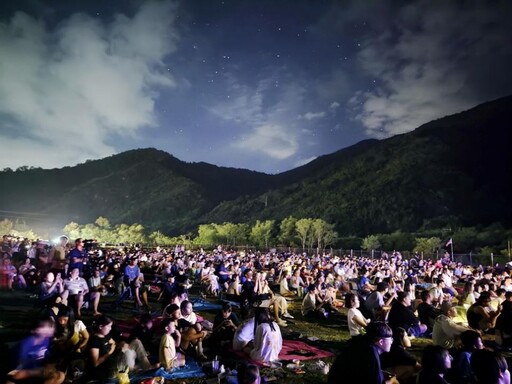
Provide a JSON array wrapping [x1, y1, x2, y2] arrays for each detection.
[[159, 318, 185, 372], [7, 316, 65, 384], [49, 236, 68, 276], [249, 308, 283, 363], [328, 322, 394, 384], [67, 239, 85, 276]]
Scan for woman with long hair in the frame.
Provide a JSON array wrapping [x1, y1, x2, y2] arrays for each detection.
[[249, 308, 283, 363], [467, 291, 501, 331], [459, 281, 476, 308]]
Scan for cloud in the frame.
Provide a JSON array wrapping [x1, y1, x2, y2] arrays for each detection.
[[299, 111, 326, 120], [0, 1, 179, 169], [233, 123, 298, 160], [349, 1, 512, 137], [330, 102, 340, 110], [209, 71, 308, 160]]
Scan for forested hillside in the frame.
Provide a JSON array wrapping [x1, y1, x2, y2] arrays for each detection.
[[1, 95, 511, 236]]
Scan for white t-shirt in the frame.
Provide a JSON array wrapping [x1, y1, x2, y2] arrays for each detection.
[[347, 308, 367, 336], [233, 318, 255, 351], [250, 322, 283, 362]]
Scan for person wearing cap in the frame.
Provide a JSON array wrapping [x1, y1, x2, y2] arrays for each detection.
[[432, 301, 470, 349]]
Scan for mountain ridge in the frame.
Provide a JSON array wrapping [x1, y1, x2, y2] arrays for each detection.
[[1, 95, 511, 236]]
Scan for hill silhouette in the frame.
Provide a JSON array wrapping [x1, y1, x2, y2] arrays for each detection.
[[1, 95, 511, 236]]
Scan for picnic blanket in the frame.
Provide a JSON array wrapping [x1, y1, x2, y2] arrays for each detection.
[[128, 356, 205, 383], [190, 297, 224, 311], [280, 339, 334, 361], [231, 339, 334, 365]]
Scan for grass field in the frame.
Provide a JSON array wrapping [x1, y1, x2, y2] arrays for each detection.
[[0, 288, 435, 383]]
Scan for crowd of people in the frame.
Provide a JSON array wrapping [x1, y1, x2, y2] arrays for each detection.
[[1, 233, 512, 383]]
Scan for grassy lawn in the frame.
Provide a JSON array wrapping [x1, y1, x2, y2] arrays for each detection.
[[0, 288, 436, 383]]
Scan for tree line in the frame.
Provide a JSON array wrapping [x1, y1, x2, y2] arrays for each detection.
[[1, 217, 510, 258]]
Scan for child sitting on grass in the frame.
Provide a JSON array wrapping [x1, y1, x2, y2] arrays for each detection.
[[159, 318, 185, 372]]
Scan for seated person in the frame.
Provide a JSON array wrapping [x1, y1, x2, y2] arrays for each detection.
[[211, 302, 240, 347], [301, 284, 326, 318], [127, 313, 155, 371], [250, 308, 283, 363], [380, 327, 421, 384], [233, 317, 255, 353], [467, 291, 501, 331], [255, 271, 293, 327], [432, 301, 470, 349], [279, 270, 296, 297], [345, 292, 370, 337], [495, 291, 512, 347], [450, 330, 483, 384], [62, 268, 89, 318], [54, 305, 89, 355], [167, 301, 208, 359], [471, 349, 511, 384], [417, 290, 442, 332], [388, 291, 427, 337], [39, 271, 64, 307], [87, 269, 104, 317], [364, 282, 396, 320], [237, 363, 261, 384], [7, 316, 65, 384], [417, 345, 452, 384], [159, 318, 185, 372], [328, 322, 393, 384]]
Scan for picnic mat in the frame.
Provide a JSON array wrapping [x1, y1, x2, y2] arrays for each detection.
[[231, 339, 334, 365], [191, 297, 224, 311], [129, 356, 205, 383], [280, 339, 334, 360]]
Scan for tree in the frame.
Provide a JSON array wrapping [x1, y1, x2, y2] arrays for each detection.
[[278, 216, 297, 246], [0, 219, 14, 235], [361, 235, 381, 252], [149, 231, 175, 246], [63, 222, 81, 241], [413, 237, 441, 257], [312, 219, 338, 251], [95, 217, 111, 229], [296, 218, 313, 250], [193, 224, 219, 247], [250, 220, 275, 248]]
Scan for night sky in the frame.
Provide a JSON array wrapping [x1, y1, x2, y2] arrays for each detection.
[[1, 0, 511, 174]]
